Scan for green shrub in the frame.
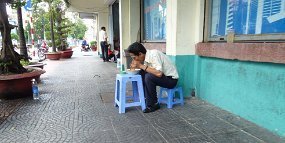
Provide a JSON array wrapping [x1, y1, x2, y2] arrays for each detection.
[[20, 59, 30, 66], [90, 41, 97, 46]]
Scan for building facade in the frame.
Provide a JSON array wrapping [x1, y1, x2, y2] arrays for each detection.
[[95, 0, 285, 137]]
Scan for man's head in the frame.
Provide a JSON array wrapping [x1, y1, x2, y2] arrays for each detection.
[[127, 42, 146, 62], [101, 27, 106, 31]]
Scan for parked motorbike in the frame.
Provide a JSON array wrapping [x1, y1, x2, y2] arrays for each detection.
[[37, 44, 49, 60], [81, 44, 91, 52]]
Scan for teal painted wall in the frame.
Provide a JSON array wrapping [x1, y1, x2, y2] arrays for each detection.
[[196, 57, 285, 137], [169, 55, 196, 97]]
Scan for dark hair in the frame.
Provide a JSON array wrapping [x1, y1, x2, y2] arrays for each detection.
[[101, 27, 105, 30], [127, 42, 146, 56]]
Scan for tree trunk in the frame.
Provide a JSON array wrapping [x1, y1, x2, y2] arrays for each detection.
[[0, 2, 26, 74], [49, 3, 56, 52], [17, 2, 28, 59]]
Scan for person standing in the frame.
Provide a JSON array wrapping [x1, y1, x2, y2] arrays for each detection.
[[127, 42, 179, 113], [99, 27, 109, 62]]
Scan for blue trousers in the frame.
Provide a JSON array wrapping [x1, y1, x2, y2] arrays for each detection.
[[100, 41, 108, 61], [139, 70, 178, 107]]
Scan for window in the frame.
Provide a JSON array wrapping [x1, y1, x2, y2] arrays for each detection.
[[143, 0, 166, 42], [208, 0, 285, 41]]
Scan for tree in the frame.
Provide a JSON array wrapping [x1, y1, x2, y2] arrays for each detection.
[[54, 0, 73, 51], [33, 0, 71, 52], [0, 0, 26, 74], [11, 33, 19, 40], [12, 0, 29, 59], [70, 18, 87, 40]]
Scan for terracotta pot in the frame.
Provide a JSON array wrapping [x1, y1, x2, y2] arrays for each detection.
[[0, 67, 45, 99], [91, 45, 97, 51], [45, 52, 61, 60], [26, 62, 46, 69], [65, 48, 73, 51], [60, 50, 73, 58]]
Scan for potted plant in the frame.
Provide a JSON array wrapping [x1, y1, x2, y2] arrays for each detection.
[[49, 0, 74, 58], [42, 0, 62, 60], [0, 1, 45, 99], [90, 41, 97, 52], [20, 59, 46, 69]]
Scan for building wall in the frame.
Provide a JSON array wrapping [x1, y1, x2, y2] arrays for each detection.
[[118, 0, 285, 136], [165, 0, 204, 96], [196, 57, 285, 136], [168, 0, 285, 137]]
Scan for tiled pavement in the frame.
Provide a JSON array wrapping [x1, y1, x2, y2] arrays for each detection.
[[0, 48, 284, 143]]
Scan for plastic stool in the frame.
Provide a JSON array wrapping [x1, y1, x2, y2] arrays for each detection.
[[114, 74, 146, 113], [158, 86, 184, 108]]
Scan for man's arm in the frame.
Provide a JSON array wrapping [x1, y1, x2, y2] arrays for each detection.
[[104, 32, 108, 42], [131, 60, 163, 77], [140, 64, 163, 77]]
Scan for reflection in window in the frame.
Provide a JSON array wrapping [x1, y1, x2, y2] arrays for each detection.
[[210, 0, 285, 37], [144, 0, 166, 41]]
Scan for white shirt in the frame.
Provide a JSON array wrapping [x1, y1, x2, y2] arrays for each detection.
[[99, 30, 108, 42], [144, 49, 179, 79]]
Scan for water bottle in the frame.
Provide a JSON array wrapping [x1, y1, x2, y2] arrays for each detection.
[[117, 58, 121, 69], [32, 79, 39, 100], [120, 64, 126, 74]]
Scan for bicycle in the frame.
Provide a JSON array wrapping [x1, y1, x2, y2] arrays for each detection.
[[37, 44, 49, 61]]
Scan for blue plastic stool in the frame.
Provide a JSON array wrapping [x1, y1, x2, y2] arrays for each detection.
[[158, 86, 184, 108], [114, 74, 146, 113]]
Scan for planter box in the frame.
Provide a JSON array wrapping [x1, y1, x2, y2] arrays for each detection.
[[91, 45, 97, 51], [45, 52, 61, 60], [26, 62, 46, 69], [60, 50, 73, 58], [0, 67, 45, 99]]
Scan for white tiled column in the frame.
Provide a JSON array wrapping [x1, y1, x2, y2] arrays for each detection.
[[119, 0, 140, 65], [98, 9, 109, 55], [166, 0, 205, 56]]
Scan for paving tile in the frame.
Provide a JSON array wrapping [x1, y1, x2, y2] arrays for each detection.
[[142, 107, 184, 124], [171, 135, 214, 143], [173, 103, 214, 120], [208, 130, 263, 143], [73, 129, 119, 143], [0, 49, 283, 142], [115, 125, 166, 143], [73, 116, 113, 131], [153, 120, 202, 141], [242, 126, 285, 143], [111, 112, 150, 128], [0, 131, 30, 143], [189, 114, 239, 135]]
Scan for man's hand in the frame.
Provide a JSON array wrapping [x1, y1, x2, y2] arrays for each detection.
[[130, 60, 142, 69], [130, 60, 162, 77]]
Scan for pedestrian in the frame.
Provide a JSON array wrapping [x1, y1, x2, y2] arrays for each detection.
[[99, 26, 108, 62], [127, 42, 179, 113]]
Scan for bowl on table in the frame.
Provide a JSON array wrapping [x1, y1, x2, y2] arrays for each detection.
[[126, 69, 141, 75]]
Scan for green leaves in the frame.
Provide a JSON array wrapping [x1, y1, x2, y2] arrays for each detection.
[[10, 0, 26, 9]]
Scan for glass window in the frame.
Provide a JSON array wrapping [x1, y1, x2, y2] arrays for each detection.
[[209, 0, 285, 40], [143, 0, 166, 41]]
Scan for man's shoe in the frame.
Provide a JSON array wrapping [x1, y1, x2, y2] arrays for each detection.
[[143, 103, 160, 113], [153, 103, 160, 110], [143, 107, 155, 113]]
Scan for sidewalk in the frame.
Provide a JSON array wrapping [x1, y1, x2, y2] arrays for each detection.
[[0, 48, 284, 143]]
